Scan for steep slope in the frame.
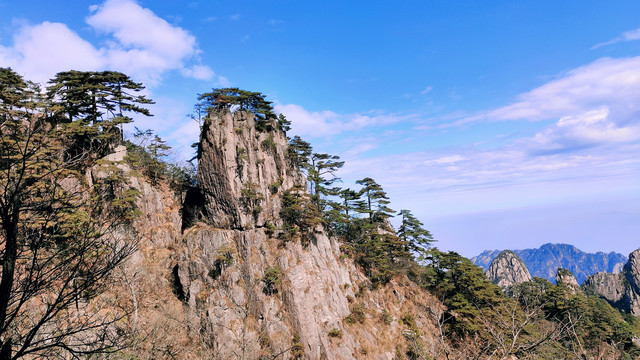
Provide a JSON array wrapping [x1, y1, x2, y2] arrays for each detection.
[[584, 249, 640, 316], [472, 243, 626, 284], [486, 250, 532, 288], [108, 109, 444, 359]]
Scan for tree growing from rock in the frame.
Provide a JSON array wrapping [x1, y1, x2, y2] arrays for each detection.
[[198, 88, 277, 131], [397, 209, 434, 260], [355, 177, 394, 222]]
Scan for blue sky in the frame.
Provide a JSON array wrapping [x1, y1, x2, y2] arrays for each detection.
[[1, 0, 638, 257]]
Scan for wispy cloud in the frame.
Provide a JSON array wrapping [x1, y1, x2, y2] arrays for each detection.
[[592, 27, 640, 49], [525, 108, 640, 155], [274, 103, 418, 138], [420, 86, 433, 95], [327, 55, 640, 220], [488, 57, 640, 122], [339, 135, 639, 217], [449, 56, 640, 129], [0, 0, 221, 85]]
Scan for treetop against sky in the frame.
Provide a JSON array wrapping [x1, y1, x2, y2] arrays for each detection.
[[1, 0, 638, 256]]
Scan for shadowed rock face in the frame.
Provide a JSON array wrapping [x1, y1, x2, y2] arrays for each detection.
[[584, 249, 640, 316], [486, 251, 532, 288]]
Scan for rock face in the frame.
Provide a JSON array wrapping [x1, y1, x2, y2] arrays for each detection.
[[584, 272, 625, 305], [196, 110, 303, 230], [556, 268, 580, 294], [584, 249, 640, 316], [106, 109, 442, 359], [624, 250, 640, 316], [472, 243, 626, 284], [486, 251, 532, 288]]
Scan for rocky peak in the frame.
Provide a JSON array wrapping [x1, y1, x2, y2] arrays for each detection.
[[486, 250, 532, 288], [472, 243, 627, 284], [162, 108, 444, 358], [556, 268, 580, 293], [625, 249, 640, 295], [624, 249, 640, 316], [584, 248, 640, 316], [195, 109, 303, 230], [584, 272, 625, 303]]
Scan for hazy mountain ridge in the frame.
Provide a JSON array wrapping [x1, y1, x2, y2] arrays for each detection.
[[471, 243, 626, 284]]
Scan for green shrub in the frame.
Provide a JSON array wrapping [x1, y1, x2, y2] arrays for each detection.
[[350, 304, 366, 324], [279, 186, 322, 245], [262, 266, 282, 295], [328, 328, 343, 338], [290, 334, 304, 359], [261, 134, 277, 153], [381, 309, 393, 325], [240, 182, 264, 220]]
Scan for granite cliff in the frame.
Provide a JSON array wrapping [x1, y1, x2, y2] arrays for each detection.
[[104, 109, 443, 359], [584, 249, 640, 316], [486, 250, 532, 288]]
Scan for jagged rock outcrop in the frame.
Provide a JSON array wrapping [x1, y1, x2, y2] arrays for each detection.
[[624, 249, 640, 316], [585, 272, 625, 305], [486, 250, 532, 288], [584, 249, 640, 316], [107, 109, 444, 359], [196, 110, 303, 230], [472, 243, 626, 284], [556, 268, 580, 294]]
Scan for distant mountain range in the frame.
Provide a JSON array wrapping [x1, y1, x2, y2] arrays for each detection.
[[471, 243, 626, 284]]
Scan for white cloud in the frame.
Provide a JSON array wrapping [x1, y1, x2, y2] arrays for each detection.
[[424, 155, 465, 165], [526, 108, 640, 154], [593, 27, 640, 49], [181, 65, 215, 81], [486, 56, 640, 124], [86, 0, 214, 84], [0, 0, 219, 86], [335, 55, 640, 216], [0, 22, 104, 84], [339, 136, 639, 219], [274, 103, 416, 138]]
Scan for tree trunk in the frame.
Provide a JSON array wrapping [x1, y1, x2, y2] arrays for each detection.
[[0, 339, 11, 360], [0, 215, 18, 330]]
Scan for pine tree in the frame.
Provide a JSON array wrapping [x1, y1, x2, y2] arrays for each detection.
[[0, 68, 137, 359], [287, 136, 312, 169], [198, 88, 277, 131], [277, 113, 291, 133], [307, 152, 344, 212], [397, 209, 434, 259], [355, 177, 394, 222], [47, 70, 153, 154]]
